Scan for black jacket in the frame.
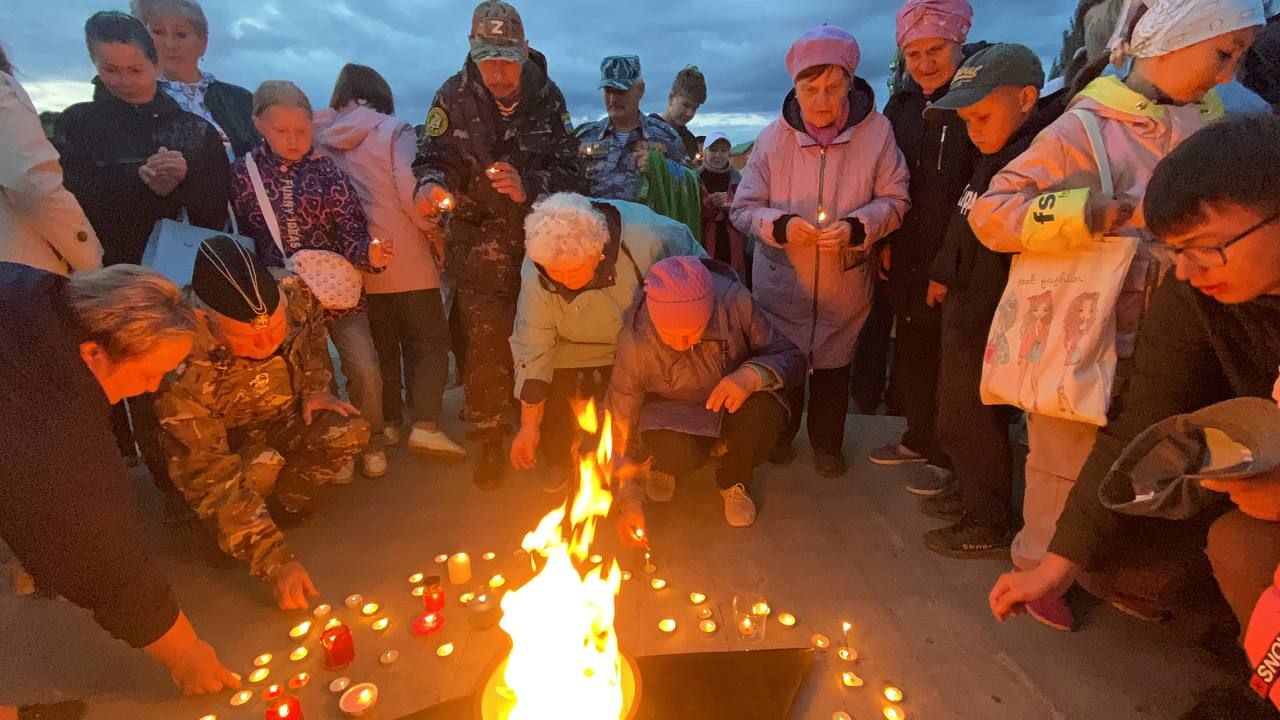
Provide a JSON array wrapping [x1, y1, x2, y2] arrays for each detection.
[[0, 263, 180, 648], [57, 80, 230, 266], [413, 49, 580, 294], [204, 79, 259, 158], [931, 107, 1056, 342], [882, 44, 986, 322]]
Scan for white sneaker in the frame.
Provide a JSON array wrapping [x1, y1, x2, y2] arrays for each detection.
[[362, 450, 388, 478], [383, 426, 402, 445], [332, 459, 356, 485], [408, 425, 467, 460], [645, 470, 677, 503], [719, 483, 757, 528]]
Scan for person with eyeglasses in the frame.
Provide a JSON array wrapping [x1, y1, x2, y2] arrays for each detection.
[[990, 116, 1280, 696]]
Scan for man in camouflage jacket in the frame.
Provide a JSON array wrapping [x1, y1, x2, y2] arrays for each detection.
[[156, 238, 369, 609], [412, 0, 580, 489]]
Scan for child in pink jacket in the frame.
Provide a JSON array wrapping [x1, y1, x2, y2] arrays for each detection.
[[975, 0, 1265, 631]]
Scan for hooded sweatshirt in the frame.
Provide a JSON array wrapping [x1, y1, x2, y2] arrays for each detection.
[[970, 74, 1223, 361], [731, 77, 910, 369], [315, 103, 442, 293]]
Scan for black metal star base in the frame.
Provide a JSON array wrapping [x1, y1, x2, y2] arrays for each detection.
[[396, 648, 815, 720]]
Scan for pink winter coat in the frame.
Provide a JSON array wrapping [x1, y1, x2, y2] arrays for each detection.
[[731, 81, 910, 369], [314, 104, 441, 293], [970, 75, 1222, 360]]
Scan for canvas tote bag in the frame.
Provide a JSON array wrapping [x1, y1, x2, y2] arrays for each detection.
[[979, 109, 1139, 427]]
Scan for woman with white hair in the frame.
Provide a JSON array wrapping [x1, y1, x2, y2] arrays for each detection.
[[507, 193, 705, 493], [131, 0, 257, 159]]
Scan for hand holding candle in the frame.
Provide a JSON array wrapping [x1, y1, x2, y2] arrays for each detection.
[[416, 183, 455, 217], [783, 216, 820, 247], [486, 162, 526, 204]]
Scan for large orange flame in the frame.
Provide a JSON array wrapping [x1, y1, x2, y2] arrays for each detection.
[[497, 399, 625, 719]]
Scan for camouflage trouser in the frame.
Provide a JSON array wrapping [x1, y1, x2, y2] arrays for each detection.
[[455, 288, 516, 438], [234, 411, 371, 512]]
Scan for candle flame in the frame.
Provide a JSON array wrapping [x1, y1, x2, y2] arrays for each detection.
[[359, 688, 373, 703], [278, 705, 290, 719], [498, 398, 625, 719]]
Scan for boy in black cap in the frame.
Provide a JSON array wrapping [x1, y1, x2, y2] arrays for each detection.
[[155, 236, 370, 610], [918, 44, 1051, 558]]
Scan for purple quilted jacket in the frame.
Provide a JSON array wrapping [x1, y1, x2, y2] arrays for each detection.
[[230, 142, 379, 317]]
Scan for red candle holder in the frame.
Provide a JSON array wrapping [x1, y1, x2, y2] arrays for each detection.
[[423, 575, 446, 612], [262, 683, 284, 701], [412, 611, 445, 637], [320, 624, 356, 670], [265, 693, 304, 720]]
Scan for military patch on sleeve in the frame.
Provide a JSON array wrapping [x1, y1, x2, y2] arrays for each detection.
[[426, 107, 449, 137]]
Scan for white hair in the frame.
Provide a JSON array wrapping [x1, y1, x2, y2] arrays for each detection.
[[130, 0, 209, 38], [524, 193, 609, 266]]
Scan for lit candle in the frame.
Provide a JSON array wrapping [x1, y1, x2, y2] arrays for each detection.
[[199, 715, 217, 720], [289, 646, 308, 662], [811, 633, 831, 650], [379, 649, 399, 665], [411, 585, 426, 598], [434, 553, 449, 564], [288, 672, 311, 690], [339, 683, 378, 718], [230, 691, 254, 707], [841, 671, 864, 688], [263, 684, 284, 701], [408, 572, 425, 584], [621, 571, 633, 581], [254, 653, 273, 667], [436, 642, 455, 657], [689, 592, 707, 605], [883, 686, 904, 703], [482, 552, 497, 561], [699, 619, 718, 634], [459, 591, 477, 605], [642, 552, 657, 574], [751, 601, 771, 616], [423, 576, 446, 611], [324, 617, 343, 630], [697, 607, 714, 620], [288, 620, 312, 639], [650, 578, 667, 590], [265, 693, 304, 720], [777, 612, 797, 627], [344, 594, 363, 609], [448, 553, 472, 585], [838, 647, 858, 662], [312, 604, 332, 620], [738, 617, 755, 635], [370, 617, 389, 632], [360, 602, 379, 617], [841, 621, 853, 647], [436, 195, 454, 213], [658, 618, 677, 633], [249, 668, 270, 684], [485, 165, 499, 177], [589, 554, 603, 564], [328, 677, 350, 694], [488, 574, 506, 589], [411, 611, 445, 637], [833, 713, 852, 720], [466, 592, 500, 630], [818, 209, 828, 225], [320, 624, 356, 670], [883, 706, 905, 720]]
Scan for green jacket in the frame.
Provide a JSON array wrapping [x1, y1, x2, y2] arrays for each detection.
[[511, 199, 706, 404], [639, 148, 702, 241]]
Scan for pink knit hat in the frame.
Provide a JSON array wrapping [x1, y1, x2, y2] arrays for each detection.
[[785, 25, 861, 80], [895, 0, 974, 48], [645, 256, 714, 332]]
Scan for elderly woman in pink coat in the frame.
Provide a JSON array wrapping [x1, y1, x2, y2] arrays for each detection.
[[731, 25, 910, 477]]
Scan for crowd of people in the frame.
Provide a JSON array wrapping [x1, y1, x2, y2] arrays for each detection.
[[2, 0, 1280, 715]]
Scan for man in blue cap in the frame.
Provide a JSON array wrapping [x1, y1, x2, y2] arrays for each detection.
[[575, 55, 687, 203]]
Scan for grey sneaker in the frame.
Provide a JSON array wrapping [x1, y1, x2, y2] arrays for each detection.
[[905, 464, 953, 496], [383, 425, 402, 445], [362, 450, 389, 478], [868, 443, 927, 466], [719, 483, 757, 527], [645, 470, 677, 502], [332, 459, 356, 485]]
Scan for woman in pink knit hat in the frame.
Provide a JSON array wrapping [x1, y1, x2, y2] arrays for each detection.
[[606, 256, 805, 531], [731, 24, 910, 478]]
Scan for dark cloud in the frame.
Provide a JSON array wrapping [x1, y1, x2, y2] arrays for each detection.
[[1, 0, 1072, 139]]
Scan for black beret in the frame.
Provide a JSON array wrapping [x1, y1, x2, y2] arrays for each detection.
[[191, 236, 280, 327]]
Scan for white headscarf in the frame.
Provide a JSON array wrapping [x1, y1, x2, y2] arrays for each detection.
[[1109, 0, 1266, 66]]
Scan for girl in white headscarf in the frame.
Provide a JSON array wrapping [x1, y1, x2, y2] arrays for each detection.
[[974, 0, 1265, 632]]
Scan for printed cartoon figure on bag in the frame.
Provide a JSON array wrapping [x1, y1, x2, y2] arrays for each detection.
[[1057, 292, 1101, 414], [985, 296, 1018, 367], [1018, 291, 1054, 412]]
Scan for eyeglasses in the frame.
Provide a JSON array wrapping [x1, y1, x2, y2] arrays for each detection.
[[1149, 211, 1280, 269]]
